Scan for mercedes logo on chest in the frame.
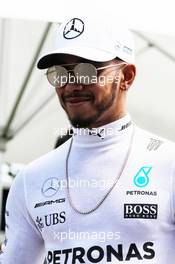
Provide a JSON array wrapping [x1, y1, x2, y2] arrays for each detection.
[[41, 177, 60, 197], [63, 18, 84, 39]]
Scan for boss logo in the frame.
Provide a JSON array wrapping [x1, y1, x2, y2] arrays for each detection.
[[124, 204, 158, 219]]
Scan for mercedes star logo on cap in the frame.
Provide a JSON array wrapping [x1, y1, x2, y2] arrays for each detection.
[[63, 18, 84, 39], [41, 177, 60, 197]]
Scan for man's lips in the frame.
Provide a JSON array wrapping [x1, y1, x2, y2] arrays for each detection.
[[64, 95, 93, 104]]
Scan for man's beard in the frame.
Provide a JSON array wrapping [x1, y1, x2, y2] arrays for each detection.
[[67, 83, 117, 128]]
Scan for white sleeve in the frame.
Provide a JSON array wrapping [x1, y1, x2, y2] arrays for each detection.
[[0, 170, 45, 264]]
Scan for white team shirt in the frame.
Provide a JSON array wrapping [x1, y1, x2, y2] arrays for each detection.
[[1, 114, 175, 264]]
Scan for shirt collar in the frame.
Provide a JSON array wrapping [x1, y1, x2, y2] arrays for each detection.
[[72, 114, 133, 147]]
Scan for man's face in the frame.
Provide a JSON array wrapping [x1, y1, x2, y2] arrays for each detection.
[[54, 55, 125, 128]]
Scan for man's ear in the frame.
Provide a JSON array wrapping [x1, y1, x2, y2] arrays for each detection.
[[120, 64, 136, 91]]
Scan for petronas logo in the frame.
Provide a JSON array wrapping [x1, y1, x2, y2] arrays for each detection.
[[133, 166, 152, 188]]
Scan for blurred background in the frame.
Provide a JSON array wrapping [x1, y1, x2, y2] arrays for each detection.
[[0, 16, 175, 242]]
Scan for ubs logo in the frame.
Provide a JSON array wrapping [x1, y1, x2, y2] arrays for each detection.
[[36, 211, 66, 232], [63, 18, 84, 39], [41, 177, 60, 197]]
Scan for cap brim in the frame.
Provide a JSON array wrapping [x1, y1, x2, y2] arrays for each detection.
[[37, 46, 116, 69]]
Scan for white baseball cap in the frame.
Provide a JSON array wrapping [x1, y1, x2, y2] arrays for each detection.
[[37, 16, 135, 69]]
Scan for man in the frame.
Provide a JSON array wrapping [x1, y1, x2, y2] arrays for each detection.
[[0, 16, 175, 264]]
